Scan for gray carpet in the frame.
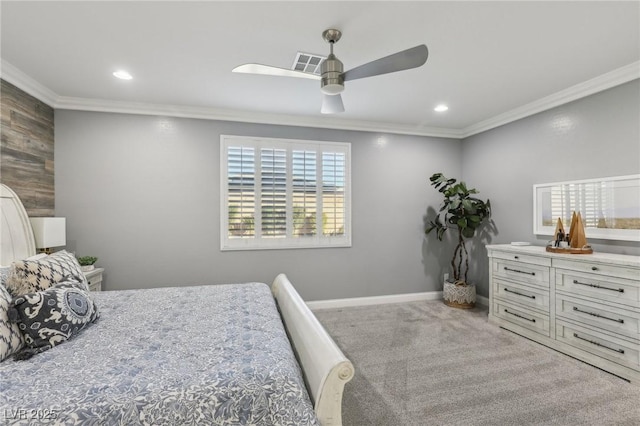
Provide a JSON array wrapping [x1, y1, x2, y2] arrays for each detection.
[[313, 301, 640, 426]]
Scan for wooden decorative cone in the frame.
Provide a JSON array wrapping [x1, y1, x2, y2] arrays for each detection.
[[552, 218, 566, 242], [568, 211, 578, 243], [570, 212, 588, 248]]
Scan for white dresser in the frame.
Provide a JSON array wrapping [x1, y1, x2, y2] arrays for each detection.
[[487, 244, 640, 383]]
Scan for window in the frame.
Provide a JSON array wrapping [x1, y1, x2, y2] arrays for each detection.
[[221, 135, 351, 250]]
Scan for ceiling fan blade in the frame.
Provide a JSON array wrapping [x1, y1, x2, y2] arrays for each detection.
[[342, 44, 428, 82], [232, 64, 320, 80], [321, 94, 345, 114]]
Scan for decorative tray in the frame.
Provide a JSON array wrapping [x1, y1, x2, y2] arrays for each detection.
[[545, 245, 593, 254]]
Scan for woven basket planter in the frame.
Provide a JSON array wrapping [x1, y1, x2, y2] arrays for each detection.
[[443, 280, 476, 309]]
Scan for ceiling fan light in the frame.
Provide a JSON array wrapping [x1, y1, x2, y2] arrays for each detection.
[[321, 83, 344, 95], [321, 94, 345, 114]]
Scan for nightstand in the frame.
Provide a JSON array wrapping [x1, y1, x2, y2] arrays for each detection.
[[84, 268, 104, 291]]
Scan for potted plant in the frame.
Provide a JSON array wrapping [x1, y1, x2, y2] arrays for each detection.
[[425, 173, 491, 308], [77, 256, 98, 272]]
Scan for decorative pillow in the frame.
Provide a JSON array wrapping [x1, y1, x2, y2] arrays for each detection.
[[5, 250, 88, 296], [0, 266, 11, 287], [26, 253, 48, 261], [9, 280, 99, 360], [1, 285, 24, 361], [2, 255, 45, 288]]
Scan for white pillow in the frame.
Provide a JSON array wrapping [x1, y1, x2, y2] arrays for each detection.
[[5, 250, 88, 296]]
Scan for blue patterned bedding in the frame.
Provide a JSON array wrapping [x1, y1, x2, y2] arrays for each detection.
[[0, 283, 319, 425]]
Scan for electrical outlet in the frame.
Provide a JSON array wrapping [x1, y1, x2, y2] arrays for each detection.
[[444, 273, 449, 282]]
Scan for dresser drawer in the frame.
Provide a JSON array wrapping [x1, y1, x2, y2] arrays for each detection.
[[493, 300, 550, 337], [493, 259, 550, 288], [493, 278, 550, 312], [87, 277, 102, 292], [490, 251, 551, 267], [556, 320, 640, 370], [556, 295, 639, 341], [553, 258, 640, 281], [556, 269, 639, 309]]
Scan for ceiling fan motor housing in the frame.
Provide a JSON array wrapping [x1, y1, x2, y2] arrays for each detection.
[[321, 54, 344, 95]]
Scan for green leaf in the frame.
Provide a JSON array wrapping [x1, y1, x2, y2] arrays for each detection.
[[462, 227, 475, 238], [461, 199, 477, 213], [457, 218, 467, 229]]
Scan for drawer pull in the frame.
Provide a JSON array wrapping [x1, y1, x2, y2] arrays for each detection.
[[591, 266, 598, 271], [514, 256, 519, 259], [572, 306, 624, 324], [504, 267, 535, 276], [573, 333, 624, 354], [504, 309, 536, 323], [572, 279, 624, 293], [504, 288, 535, 299]]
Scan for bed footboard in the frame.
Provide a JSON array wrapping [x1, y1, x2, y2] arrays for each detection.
[[271, 274, 354, 426]]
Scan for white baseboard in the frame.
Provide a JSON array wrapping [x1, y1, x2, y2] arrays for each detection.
[[307, 291, 489, 310], [476, 294, 489, 307], [307, 291, 442, 310]]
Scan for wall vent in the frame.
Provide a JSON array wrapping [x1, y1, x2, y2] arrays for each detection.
[[292, 52, 326, 75]]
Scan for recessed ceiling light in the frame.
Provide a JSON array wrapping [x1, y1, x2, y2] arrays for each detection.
[[434, 104, 449, 112], [113, 70, 133, 80]]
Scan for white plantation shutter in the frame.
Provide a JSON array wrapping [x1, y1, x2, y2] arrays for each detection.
[[221, 135, 351, 250], [322, 152, 346, 236], [227, 147, 255, 237], [292, 150, 318, 237], [261, 148, 287, 238]]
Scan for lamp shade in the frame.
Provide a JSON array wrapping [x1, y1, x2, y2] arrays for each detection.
[[29, 217, 66, 249]]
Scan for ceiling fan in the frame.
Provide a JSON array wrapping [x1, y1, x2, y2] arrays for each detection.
[[232, 29, 429, 114]]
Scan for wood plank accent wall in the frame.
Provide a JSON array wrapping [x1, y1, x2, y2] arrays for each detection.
[[0, 79, 55, 217]]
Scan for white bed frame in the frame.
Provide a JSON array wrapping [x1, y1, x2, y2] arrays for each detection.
[[0, 183, 354, 425], [0, 184, 37, 265], [272, 274, 354, 425]]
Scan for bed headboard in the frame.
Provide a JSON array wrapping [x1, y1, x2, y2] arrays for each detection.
[[0, 184, 36, 266]]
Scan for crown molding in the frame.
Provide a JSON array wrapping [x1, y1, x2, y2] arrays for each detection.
[[461, 61, 640, 138], [1, 60, 58, 107], [2, 58, 638, 140], [0, 58, 461, 138], [54, 95, 464, 139]]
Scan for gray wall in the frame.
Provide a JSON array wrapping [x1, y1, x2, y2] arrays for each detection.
[[54, 111, 460, 299], [461, 79, 640, 297], [55, 80, 639, 300]]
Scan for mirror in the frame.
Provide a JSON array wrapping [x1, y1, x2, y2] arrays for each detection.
[[533, 175, 640, 242]]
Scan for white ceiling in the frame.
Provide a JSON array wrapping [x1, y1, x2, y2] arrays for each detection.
[[1, 1, 639, 138]]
